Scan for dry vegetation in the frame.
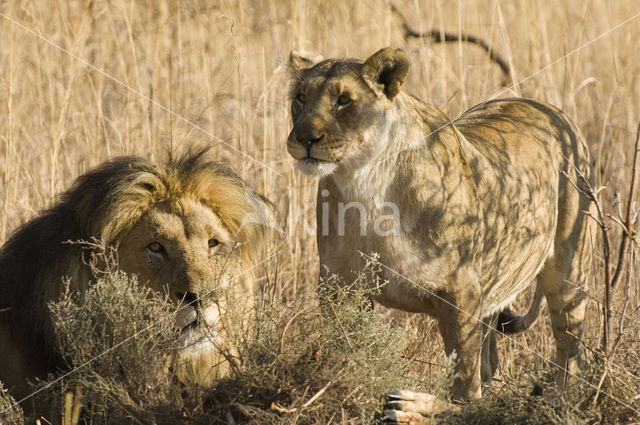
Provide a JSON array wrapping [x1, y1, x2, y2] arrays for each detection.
[[36, 249, 419, 424], [1, 0, 640, 424]]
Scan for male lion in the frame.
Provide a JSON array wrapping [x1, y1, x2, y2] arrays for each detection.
[[0, 148, 274, 415], [286, 47, 594, 418]]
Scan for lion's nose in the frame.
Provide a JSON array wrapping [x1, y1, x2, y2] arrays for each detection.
[[175, 291, 200, 307]]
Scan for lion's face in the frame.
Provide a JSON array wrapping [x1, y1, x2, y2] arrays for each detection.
[[286, 49, 410, 177], [118, 198, 239, 303], [117, 196, 250, 383]]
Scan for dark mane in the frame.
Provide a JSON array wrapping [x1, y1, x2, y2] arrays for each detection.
[[0, 147, 272, 375]]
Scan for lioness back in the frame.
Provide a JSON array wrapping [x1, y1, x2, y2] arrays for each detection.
[[452, 98, 593, 310]]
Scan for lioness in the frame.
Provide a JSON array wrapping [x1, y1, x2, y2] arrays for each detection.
[[0, 148, 274, 416], [286, 47, 594, 416]]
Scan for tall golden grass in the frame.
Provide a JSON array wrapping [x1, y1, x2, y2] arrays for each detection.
[[1, 0, 639, 422]]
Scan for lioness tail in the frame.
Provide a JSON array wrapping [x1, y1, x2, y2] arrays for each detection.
[[496, 284, 545, 334]]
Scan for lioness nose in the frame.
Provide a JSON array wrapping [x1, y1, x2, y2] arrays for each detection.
[[175, 291, 200, 307], [298, 134, 324, 150]]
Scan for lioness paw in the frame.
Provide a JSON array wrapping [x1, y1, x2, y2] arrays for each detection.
[[382, 409, 436, 425], [384, 390, 457, 416]]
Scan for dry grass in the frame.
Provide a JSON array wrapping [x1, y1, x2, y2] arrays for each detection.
[[36, 252, 417, 424], [1, 0, 640, 424]]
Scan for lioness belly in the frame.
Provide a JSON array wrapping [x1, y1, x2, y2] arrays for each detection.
[[372, 229, 551, 317], [476, 174, 557, 313]]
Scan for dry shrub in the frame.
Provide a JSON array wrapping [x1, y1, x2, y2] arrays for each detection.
[[0, 382, 24, 425], [437, 350, 640, 425], [46, 270, 194, 424], [436, 370, 599, 424], [41, 254, 417, 424], [209, 259, 420, 424]]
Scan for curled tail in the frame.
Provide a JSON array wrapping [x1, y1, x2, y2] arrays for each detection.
[[497, 284, 545, 334]]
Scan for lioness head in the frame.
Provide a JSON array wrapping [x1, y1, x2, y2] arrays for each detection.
[[287, 47, 410, 176]]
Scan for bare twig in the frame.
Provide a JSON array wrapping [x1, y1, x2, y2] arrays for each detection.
[[582, 123, 640, 406], [391, 4, 511, 78], [593, 244, 635, 406], [611, 123, 640, 289], [270, 370, 345, 414], [280, 307, 317, 354], [302, 374, 341, 408], [611, 246, 634, 359], [327, 300, 355, 352]]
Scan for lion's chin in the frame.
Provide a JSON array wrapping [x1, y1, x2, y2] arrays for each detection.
[[172, 326, 229, 387], [177, 323, 216, 346], [296, 158, 338, 177]]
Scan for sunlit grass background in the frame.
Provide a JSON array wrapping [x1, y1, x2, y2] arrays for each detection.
[[1, 0, 639, 423]]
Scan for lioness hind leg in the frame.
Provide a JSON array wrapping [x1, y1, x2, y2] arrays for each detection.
[[538, 264, 586, 386], [481, 318, 499, 387], [539, 117, 595, 386], [538, 208, 593, 386]]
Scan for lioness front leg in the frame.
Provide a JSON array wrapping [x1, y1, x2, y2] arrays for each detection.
[[435, 299, 483, 400], [383, 302, 482, 422], [431, 265, 484, 400], [384, 268, 482, 422]]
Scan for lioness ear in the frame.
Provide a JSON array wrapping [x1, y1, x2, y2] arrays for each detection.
[[361, 47, 410, 100], [288, 50, 322, 72]]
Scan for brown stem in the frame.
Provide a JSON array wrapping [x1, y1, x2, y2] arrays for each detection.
[[391, 4, 511, 78], [610, 246, 634, 360], [611, 123, 640, 289]]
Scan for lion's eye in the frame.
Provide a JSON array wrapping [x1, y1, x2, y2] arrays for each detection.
[[147, 242, 165, 253], [296, 92, 305, 103], [208, 239, 220, 248], [337, 94, 352, 106]]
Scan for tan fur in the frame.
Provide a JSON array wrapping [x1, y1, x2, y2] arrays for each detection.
[[287, 47, 595, 406], [0, 147, 273, 412]]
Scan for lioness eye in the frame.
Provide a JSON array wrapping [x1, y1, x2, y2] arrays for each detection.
[[147, 242, 164, 253], [337, 94, 351, 106], [296, 92, 305, 103], [208, 239, 220, 248]]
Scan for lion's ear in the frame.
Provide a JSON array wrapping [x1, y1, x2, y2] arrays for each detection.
[[361, 47, 410, 100], [288, 50, 321, 72]]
